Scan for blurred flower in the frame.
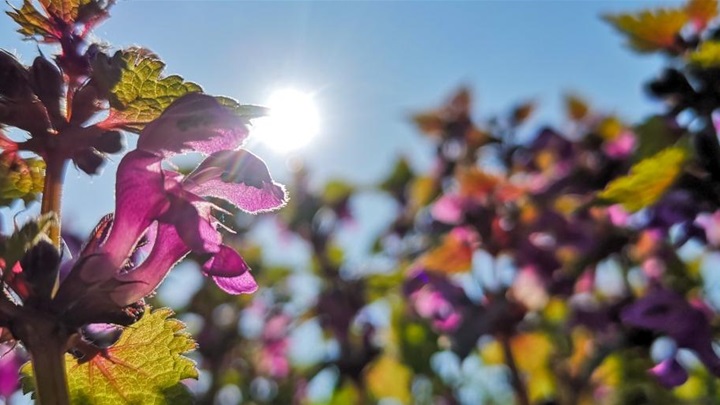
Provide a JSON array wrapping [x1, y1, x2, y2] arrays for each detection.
[[621, 288, 720, 378]]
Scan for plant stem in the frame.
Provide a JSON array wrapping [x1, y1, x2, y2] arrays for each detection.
[[500, 334, 530, 405], [16, 315, 70, 405], [40, 154, 67, 247]]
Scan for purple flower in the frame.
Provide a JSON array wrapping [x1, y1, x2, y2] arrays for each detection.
[[650, 357, 688, 388], [621, 288, 720, 377], [55, 94, 286, 326]]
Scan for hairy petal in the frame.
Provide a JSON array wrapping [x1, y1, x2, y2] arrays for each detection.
[[184, 150, 287, 213], [161, 196, 221, 254], [138, 93, 249, 157], [212, 271, 258, 295], [202, 245, 250, 278]]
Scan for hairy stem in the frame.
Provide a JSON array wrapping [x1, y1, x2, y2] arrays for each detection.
[[500, 334, 530, 405], [16, 315, 70, 405], [40, 154, 67, 247]]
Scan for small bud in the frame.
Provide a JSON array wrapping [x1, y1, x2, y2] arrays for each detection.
[[29, 56, 64, 124], [20, 239, 61, 302], [74, 148, 105, 175], [94, 131, 124, 154], [70, 83, 102, 125], [0, 51, 31, 99]]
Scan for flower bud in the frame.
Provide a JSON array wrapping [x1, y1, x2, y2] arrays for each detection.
[[29, 56, 64, 125], [19, 239, 61, 303], [73, 148, 104, 175], [94, 131, 124, 154]]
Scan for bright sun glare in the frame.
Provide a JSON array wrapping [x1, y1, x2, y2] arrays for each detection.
[[251, 88, 320, 153]]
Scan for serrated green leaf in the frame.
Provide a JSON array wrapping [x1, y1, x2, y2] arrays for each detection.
[[604, 8, 688, 53], [689, 41, 720, 67], [0, 153, 45, 207], [598, 146, 687, 212], [95, 49, 202, 132], [21, 308, 198, 405]]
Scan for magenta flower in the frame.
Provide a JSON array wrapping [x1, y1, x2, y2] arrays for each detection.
[[55, 93, 286, 326]]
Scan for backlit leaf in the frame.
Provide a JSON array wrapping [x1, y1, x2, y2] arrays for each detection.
[[6, 1, 58, 40], [0, 212, 55, 274], [216, 96, 269, 122], [598, 146, 687, 212], [0, 153, 45, 207], [565, 93, 590, 121], [604, 8, 688, 53], [419, 227, 477, 274], [686, 0, 718, 30], [6, 0, 111, 41], [21, 308, 197, 404], [94, 49, 202, 132], [364, 355, 412, 404], [688, 41, 720, 67]]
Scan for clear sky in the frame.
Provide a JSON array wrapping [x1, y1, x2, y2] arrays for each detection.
[[0, 0, 683, 238]]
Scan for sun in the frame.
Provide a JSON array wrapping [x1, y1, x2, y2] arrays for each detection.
[[251, 88, 320, 153]]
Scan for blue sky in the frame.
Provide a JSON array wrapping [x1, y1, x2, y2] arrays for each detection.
[[0, 0, 682, 236]]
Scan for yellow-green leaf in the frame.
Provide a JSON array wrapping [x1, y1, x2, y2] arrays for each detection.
[[688, 41, 720, 67], [0, 153, 45, 207], [598, 147, 687, 212], [7, 0, 111, 41], [364, 355, 412, 404], [604, 8, 688, 53], [94, 49, 202, 132], [565, 93, 590, 121], [22, 308, 198, 405]]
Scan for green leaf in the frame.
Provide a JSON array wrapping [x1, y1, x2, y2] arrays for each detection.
[[379, 157, 414, 194], [0, 212, 55, 274], [22, 308, 197, 405], [216, 96, 269, 122], [322, 180, 354, 205], [598, 146, 687, 212], [604, 8, 688, 53], [632, 115, 681, 161], [94, 49, 202, 132], [0, 154, 45, 207], [689, 41, 720, 67]]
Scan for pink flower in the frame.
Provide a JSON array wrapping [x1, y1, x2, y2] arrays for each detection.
[[55, 94, 286, 326]]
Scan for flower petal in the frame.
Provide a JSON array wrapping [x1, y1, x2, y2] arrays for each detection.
[[184, 150, 287, 213], [161, 196, 221, 254], [202, 245, 250, 277], [212, 271, 258, 295], [112, 224, 190, 306], [102, 150, 168, 265], [138, 93, 249, 157]]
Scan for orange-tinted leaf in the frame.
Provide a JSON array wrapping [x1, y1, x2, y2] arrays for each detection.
[[604, 8, 688, 53], [565, 93, 590, 121], [419, 227, 478, 274], [686, 0, 718, 30]]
